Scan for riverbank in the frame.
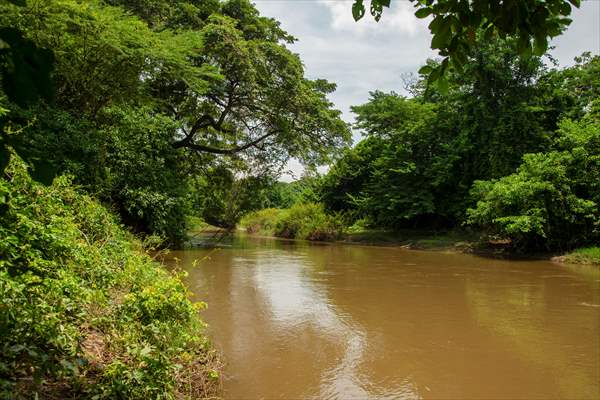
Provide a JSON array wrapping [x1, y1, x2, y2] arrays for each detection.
[[339, 229, 478, 251], [552, 247, 600, 266], [238, 208, 500, 253], [1, 162, 220, 399], [236, 208, 598, 265]]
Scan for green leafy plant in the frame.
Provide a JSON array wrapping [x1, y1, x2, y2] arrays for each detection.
[[273, 203, 345, 241], [0, 157, 220, 398]]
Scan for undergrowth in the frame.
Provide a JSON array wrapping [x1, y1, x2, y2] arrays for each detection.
[[0, 159, 220, 399], [241, 204, 344, 241]]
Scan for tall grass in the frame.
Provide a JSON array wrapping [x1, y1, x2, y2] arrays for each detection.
[[563, 247, 600, 265]]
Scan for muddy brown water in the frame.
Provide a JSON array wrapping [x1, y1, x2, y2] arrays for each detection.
[[167, 235, 600, 399]]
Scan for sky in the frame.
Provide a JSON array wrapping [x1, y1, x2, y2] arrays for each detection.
[[252, 0, 600, 180]]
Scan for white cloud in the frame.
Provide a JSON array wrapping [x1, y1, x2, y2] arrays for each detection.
[[319, 0, 425, 36]]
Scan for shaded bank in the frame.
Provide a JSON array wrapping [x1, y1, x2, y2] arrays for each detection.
[[237, 209, 598, 265]]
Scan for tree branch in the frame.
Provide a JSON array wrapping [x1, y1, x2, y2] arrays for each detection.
[[176, 131, 277, 155], [172, 82, 238, 148]]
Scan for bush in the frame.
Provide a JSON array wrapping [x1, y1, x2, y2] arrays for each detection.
[[241, 204, 345, 241], [0, 159, 219, 399], [273, 203, 345, 241], [13, 104, 192, 247], [240, 208, 282, 234]]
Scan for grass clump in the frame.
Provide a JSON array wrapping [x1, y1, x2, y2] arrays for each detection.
[[561, 247, 600, 265], [0, 160, 220, 399]]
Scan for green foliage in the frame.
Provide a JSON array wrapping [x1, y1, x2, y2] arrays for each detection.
[[562, 247, 600, 265], [321, 40, 580, 233], [241, 203, 345, 241], [353, 0, 577, 88], [273, 203, 345, 241], [240, 208, 282, 234], [169, 10, 350, 166], [0, 0, 350, 243], [9, 104, 192, 246], [1, 0, 210, 116], [467, 109, 600, 250], [98, 107, 191, 246], [262, 182, 303, 209], [106, 0, 220, 29], [189, 166, 275, 229], [263, 175, 323, 209], [0, 1, 55, 184], [539, 52, 600, 122], [0, 158, 219, 398]]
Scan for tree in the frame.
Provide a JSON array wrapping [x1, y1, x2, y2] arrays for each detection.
[[166, 10, 350, 168], [189, 166, 275, 228], [320, 39, 572, 230], [321, 94, 455, 228], [352, 0, 579, 88], [1, 0, 350, 242], [467, 103, 600, 250], [0, 0, 55, 183]]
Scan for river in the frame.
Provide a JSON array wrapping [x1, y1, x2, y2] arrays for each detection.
[[167, 234, 600, 399]]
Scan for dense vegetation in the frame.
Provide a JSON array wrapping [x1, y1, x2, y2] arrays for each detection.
[[1, 0, 598, 397], [314, 45, 599, 252], [0, 159, 219, 398], [0, 0, 348, 397], [0, 0, 349, 245], [243, 45, 599, 254], [241, 203, 344, 241]]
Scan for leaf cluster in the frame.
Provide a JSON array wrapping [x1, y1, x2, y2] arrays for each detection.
[[353, 0, 578, 91]]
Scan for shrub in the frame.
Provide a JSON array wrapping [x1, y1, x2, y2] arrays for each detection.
[[0, 159, 219, 399], [273, 203, 345, 241], [240, 208, 282, 234]]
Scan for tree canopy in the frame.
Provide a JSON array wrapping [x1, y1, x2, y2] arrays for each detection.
[[319, 41, 599, 250], [0, 0, 350, 243]]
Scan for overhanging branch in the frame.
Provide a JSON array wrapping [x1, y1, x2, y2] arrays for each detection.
[[174, 131, 277, 155]]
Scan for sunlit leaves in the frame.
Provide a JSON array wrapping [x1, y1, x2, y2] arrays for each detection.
[[467, 113, 600, 249]]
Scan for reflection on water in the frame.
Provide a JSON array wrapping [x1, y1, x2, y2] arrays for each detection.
[[167, 235, 600, 399]]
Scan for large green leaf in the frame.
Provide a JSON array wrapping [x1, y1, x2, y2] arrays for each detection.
[[352, 0, 366, 21]]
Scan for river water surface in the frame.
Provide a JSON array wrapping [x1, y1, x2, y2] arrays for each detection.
[[168, 235, 600, 399]]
